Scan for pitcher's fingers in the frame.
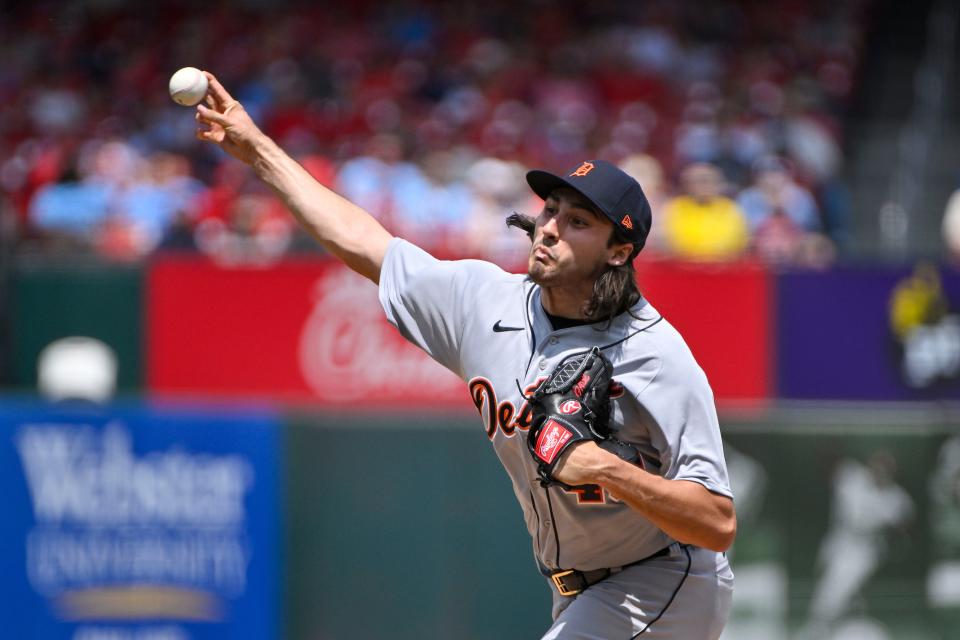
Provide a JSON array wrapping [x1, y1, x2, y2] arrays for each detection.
[[196, 104, 230, 126], [196, 127, 222, 143], [194, 114, 213, 132], [203, 71, 236, 109]]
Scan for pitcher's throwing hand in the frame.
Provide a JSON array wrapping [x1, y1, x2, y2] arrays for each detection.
[[195, 71, 263, 166]]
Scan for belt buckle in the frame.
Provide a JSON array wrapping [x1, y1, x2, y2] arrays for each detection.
[[551, 569, 582, 597]]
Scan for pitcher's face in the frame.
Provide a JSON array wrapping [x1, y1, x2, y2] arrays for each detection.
[[528, 188, 631, 289]]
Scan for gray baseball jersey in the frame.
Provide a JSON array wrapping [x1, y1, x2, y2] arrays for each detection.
[[379, 238, 734, 636]]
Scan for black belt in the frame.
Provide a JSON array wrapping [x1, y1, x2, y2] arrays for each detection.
[[549, 546, 672, 597]]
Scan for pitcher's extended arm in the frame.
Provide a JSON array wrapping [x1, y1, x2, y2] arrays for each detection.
[[195, 71, 392, 282]]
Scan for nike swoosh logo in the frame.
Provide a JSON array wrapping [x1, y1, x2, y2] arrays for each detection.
[[493, 320, 524, 333]]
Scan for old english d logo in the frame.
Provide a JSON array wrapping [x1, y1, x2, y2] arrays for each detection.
[[570, 161, 595, 177], [621, 214, 634, 229]]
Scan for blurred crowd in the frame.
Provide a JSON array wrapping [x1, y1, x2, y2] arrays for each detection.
[[1, 0, 870, 267]]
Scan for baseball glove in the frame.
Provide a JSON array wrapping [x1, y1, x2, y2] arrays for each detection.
[[526, 347, 640, 488]]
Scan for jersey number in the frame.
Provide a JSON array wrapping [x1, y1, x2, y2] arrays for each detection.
[[564, 484, 605, 504]]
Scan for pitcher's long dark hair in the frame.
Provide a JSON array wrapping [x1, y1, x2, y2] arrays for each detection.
[[505, 212, 642, 325]]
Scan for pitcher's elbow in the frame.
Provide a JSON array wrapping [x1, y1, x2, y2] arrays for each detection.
[[705, 514, 737, 552], [717, 514, 737, 551]]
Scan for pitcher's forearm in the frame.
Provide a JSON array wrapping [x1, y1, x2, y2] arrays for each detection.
[[249, 134, 393, 282], [596, 458, 736, 552], [196, 72, 393, 281]]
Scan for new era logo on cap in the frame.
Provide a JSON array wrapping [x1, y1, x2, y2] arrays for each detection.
[[526, 159, 653, 257]]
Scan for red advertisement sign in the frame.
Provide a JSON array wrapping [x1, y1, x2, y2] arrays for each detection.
[[637, 259, 772, 404], [147, 256, 468, 408], [148, 256, 772, 407]]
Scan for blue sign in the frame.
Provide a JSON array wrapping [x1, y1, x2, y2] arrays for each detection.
[[0, 401, 282, 639]]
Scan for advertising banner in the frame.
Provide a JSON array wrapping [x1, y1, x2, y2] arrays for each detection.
[[148, 256, 773, 407], [777, 264, 960, 400], [147, 256, 467, 408], [639, 259, 772, 403], [0, 401, 281, 640]]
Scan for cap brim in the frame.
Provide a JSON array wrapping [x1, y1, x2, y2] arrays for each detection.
[[526, 170, 603, 213]]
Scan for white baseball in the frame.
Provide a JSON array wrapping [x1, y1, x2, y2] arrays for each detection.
[[168, 67, 209, 106]]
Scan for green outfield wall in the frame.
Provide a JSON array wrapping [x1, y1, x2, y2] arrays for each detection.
[[10, 260, 143, 391], [285, 413, 551, 640], [286, 411, 960, 640]]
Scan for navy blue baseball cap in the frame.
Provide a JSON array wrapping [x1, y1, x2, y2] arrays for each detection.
[[526, 159, 653, 257]]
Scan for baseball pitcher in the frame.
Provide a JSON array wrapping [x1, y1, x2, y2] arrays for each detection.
[[196, 70, 735, 639]]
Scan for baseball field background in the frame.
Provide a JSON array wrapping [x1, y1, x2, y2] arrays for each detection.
[[3, 0, 960, 638]]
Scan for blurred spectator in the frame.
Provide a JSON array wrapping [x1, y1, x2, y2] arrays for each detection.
[[738, 157, 821, 233], [749, 209, 806, 265], [194, 194, 292, 265], [28, 143, 209, 260], [4, 0, 868, 263], [618, 154, 670, 254], [784, 108, 843, 185], [108, 152, 202, 257], [462, 157, 536, 263], [28, 159, 110, 248], [661, 163, 749, 261], [336, 134, 413, 226], [942, 183, 960, 262], [194, 160, 250, 224], [738, 157, 835, 267], [30, 86, 86, 136], [391, 151, 473, 250]]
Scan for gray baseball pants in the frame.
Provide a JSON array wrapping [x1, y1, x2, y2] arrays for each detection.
[[541, 544, 734, 639]]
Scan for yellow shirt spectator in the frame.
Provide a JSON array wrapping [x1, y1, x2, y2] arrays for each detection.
[[662, 195, 750, 261]]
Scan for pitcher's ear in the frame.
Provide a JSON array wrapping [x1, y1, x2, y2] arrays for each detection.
[[607, 241, 632, 266]]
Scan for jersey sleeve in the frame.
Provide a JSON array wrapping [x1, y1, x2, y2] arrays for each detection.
[[634, 346, 733, 499], [377, 238, 476, 376]]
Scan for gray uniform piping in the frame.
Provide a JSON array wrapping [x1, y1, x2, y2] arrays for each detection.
[[545, 487, 562, 568], [598, 314, 664, 351], [530, 310, 665, 571], [631, 545, 692, 637], [528, 489, 543, 559], [524, 283, 538, 372]]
